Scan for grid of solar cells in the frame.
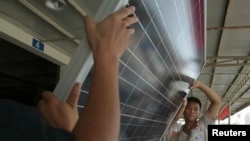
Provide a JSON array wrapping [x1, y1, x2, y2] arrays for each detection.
[[78, 0, 205, 140]]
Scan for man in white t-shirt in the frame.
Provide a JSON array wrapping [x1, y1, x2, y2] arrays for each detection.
[[165, 80, 221, 141]]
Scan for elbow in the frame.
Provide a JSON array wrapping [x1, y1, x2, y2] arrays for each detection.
[[213, 97, 221, 107], [217, 96, 222, 104]]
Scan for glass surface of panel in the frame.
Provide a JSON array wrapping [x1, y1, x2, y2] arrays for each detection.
[[79, 0, 206, 140]]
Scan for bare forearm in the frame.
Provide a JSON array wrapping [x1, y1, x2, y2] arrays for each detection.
[[198, 82, 221, 104], [198, 81, 221, 119], [73, 57, 120, 141], [73, 5, 138, 140]]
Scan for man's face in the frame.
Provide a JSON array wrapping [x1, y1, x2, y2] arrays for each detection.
[[183, 101, 200, 122]]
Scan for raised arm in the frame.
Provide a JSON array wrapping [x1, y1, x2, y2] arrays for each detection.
[[72, 6, 138, 141], [190, 80, 221, 120]]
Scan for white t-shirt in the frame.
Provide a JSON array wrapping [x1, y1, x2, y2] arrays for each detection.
[[165, 112, 214, 141]]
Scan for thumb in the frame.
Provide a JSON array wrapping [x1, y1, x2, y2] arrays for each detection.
[[66, 82, 82, 107], [83, 15, 97, 48], [189, 83, 196, 89], [42, 91, 58, 103], [83, 15, 95, 33]]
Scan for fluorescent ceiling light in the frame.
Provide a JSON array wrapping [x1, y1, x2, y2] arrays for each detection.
[[45, 0, 66, 11]]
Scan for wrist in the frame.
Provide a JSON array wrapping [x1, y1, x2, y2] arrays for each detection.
[[93, 48, 120, 62], [181, 105, 186, 108], [93, 53, 120, 73], [95, 55, 120, 65]]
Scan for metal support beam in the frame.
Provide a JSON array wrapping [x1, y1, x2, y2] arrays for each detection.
[[207, 25, 250, 31], [220, 70, 250, 112], [228, 101, 231, 124], [205, 56, 250, 67]]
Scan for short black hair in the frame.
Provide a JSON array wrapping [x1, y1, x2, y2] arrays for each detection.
[[187, 96, 202, 109]]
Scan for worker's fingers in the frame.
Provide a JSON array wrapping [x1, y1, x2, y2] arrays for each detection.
[[66, 82, 82, 107]]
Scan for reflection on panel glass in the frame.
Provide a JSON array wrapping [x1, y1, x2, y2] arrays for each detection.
[[79, 0, 205, 140]]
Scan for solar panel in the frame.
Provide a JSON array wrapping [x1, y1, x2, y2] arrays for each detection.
[[54, 0, 206, 140]]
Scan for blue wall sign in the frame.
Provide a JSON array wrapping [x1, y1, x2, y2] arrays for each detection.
[[32, 38, 44, 52]]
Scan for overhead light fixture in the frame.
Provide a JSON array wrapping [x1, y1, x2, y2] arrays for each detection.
[[45, 0, 66, 11]]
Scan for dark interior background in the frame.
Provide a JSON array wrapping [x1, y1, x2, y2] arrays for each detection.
[[0, 38, 59, 106]]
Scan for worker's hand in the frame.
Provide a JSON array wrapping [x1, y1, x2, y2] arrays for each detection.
[[189, 80, 201, 89], [38, 82, 82, 132], [83, 6, 138, 61]]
